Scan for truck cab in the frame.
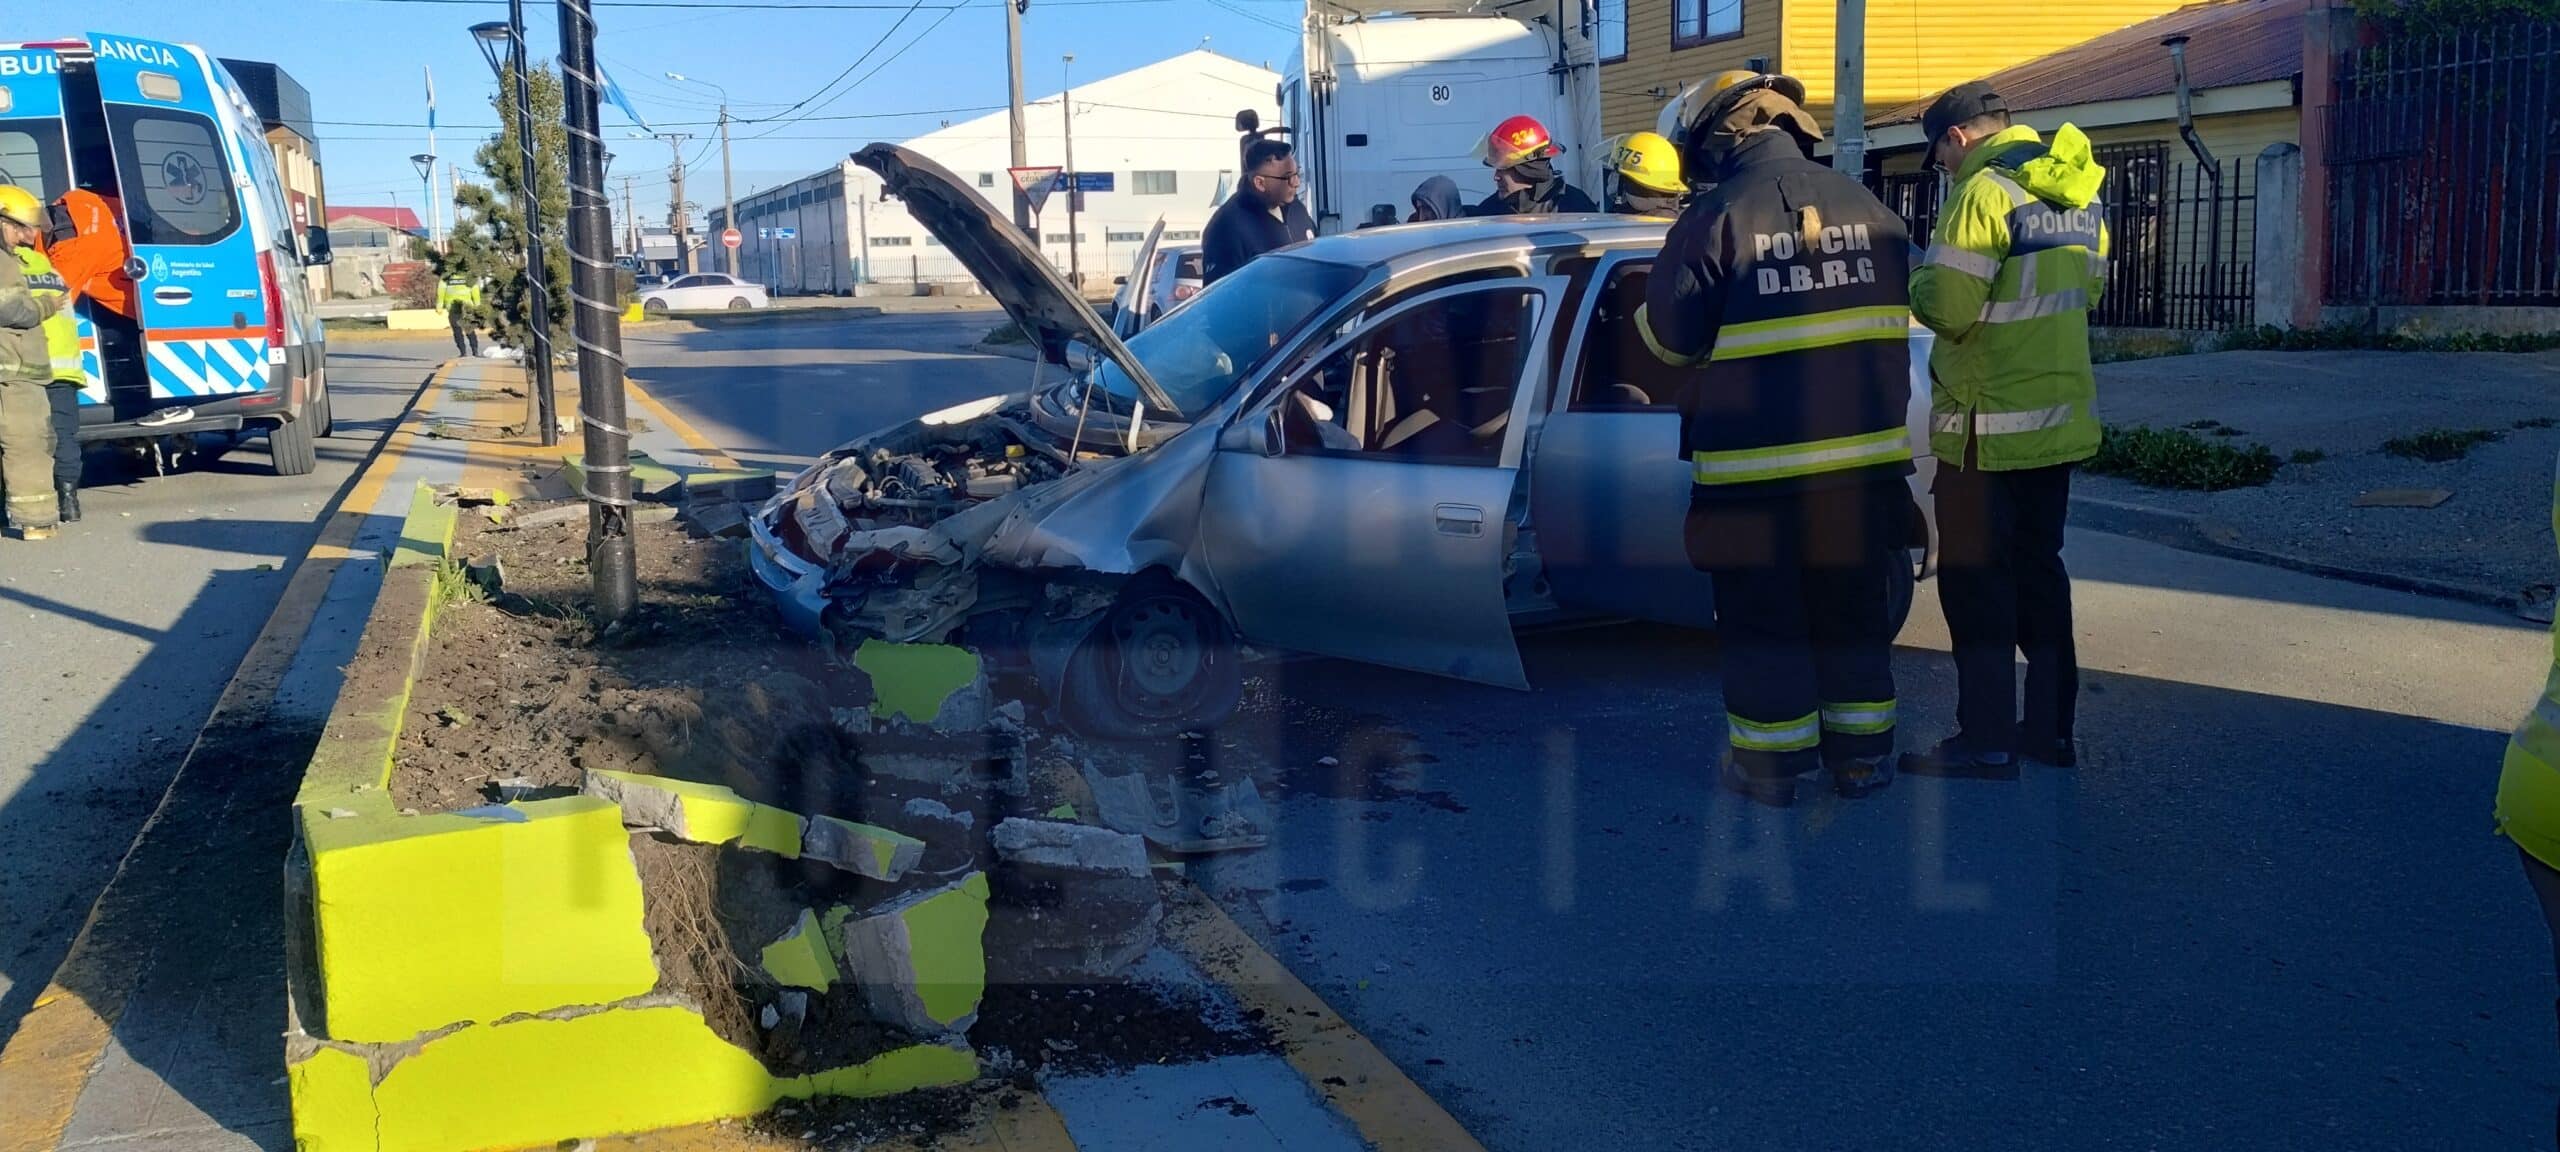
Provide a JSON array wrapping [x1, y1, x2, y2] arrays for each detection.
[[1278, 0, 1604, 236], [0, 33, 333, 475]]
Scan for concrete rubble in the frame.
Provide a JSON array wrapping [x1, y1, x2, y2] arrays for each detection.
[[837, 874, 992, 1039], [987, 818, 1163, 980]]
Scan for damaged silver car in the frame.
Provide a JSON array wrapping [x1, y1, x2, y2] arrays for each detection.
[[748, 143, 1937, 738]]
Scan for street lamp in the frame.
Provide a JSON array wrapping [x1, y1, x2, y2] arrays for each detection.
[[468, 6, 557, 447], [409, 152, 437, 252], [665, 72, 736, 277]]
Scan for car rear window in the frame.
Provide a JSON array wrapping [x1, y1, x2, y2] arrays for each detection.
[[107, 106, 238, 245], [0, 120, 69, 203]]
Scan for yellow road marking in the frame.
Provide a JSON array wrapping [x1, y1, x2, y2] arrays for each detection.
[[622, 373, 742, 470], [0, 358, 463, 1152], [1162, 881, 1488, 1152]]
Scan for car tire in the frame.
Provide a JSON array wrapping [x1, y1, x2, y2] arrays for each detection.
[[1060, 577, 1244, 741], [313, 374, 335, 438], [1886, 544, 1918, 639], [643, 298, 668, 317], [728, 297, 751, 311], [269, 411, 318, 476]]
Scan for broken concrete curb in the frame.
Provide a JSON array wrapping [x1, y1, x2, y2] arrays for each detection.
[[839, 873, 992, 1039]]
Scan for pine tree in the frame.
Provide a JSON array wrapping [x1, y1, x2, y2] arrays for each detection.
[[425, 63, 571, 352]]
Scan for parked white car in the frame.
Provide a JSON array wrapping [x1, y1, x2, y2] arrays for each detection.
[[637, 272, 770, 314]]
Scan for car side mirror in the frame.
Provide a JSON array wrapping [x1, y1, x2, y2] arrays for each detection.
[[1217, 407, 1285, 457], [303, 228, 333, 266], [1114, 275, 1127, 286]]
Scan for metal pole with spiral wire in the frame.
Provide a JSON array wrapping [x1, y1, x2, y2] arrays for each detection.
[[556, 0, 637, 621]]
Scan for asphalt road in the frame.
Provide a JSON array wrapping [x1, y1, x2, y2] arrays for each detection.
[[638, 314, 2560, 1149], [0, 337, 446, 1051]]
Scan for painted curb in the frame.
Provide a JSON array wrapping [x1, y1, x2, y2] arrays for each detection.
[[282, 485, 976, 1152], [2068, 494, 2523, 611]]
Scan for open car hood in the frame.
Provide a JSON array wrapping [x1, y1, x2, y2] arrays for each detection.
[[851, 144, 1176, 417]]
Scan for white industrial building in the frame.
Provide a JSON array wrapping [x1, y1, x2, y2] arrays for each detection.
[[717, 50, 1281, 293]]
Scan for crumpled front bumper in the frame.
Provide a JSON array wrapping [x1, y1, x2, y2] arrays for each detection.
[[745, 510, 832, 641]]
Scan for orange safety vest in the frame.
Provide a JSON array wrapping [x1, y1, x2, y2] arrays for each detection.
[[44, 190, 135, 319]]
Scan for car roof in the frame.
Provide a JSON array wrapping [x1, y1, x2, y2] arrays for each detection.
[[1285, 214, 1668, 274]]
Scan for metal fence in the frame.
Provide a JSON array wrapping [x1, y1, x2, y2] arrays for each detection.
[[1878, 143, 2255, 331], [2325, 19, 2560, 308]]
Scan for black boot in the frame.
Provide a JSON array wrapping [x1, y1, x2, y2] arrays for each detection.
[[1719, 754, 1800, 809], [1827, 754, 1895, 799], [55, 483, 80, 524]]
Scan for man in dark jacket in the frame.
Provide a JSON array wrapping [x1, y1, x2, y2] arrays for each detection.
[[1468, 115, 1598, 217], [1201, 139, 1316, 286], [1639, 72, 1916, 807]]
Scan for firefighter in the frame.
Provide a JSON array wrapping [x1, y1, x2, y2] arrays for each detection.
[[436, 275, 484, 357], [1637, 72, 1914, 807], [1608, 131, 1685, 216], [1901, 81, 2109, 779], [20, 222, 83, 523], [1469, 115, 1598, 217], [0, 185, 62, 540]]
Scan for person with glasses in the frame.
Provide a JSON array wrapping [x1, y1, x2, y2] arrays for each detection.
[[1202, 138, 1316, 286], [1901, 80, 2110, 780]]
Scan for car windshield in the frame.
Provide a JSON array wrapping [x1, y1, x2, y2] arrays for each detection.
[[1089, 255, 1362, 419]]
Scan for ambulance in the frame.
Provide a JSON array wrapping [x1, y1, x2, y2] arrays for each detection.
[[0, 32, 332, 475]]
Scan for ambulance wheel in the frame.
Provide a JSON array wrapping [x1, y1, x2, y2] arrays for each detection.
[[269, 412, 319, 476]]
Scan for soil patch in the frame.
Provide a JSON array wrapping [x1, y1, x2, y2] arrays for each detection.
[[969, 976, 1273, 1077], [392, 507, 842, 812], [749, 1084, 993, 1148]]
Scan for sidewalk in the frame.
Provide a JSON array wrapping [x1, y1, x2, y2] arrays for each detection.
[[2076, 348, 2560, 611]]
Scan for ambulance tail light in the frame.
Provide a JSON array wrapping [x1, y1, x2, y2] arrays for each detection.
[[256, 251, 293, 407]]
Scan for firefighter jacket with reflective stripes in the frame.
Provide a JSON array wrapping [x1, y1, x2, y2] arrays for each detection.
[[2500, 452, 2560, 870], [1639, 129, 1914, 498], [1911, 124, 2109, 471], [0, 245, 53, 387], [14, 247, 79, 385]]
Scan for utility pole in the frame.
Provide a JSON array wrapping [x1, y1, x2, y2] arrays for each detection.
[[557, 0, 637, 622], [720, 106, 737, 276], [657, 132, 694, 273], [1062, 54, 1079, 288], [621, 175, 636, 260], [1004, 0, 1030, 233], [1832, 0, 1869, 181], [506, 0, 557, 447]]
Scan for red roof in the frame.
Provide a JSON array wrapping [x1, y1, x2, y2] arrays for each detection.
[[327, 205, 424, 232], [1875, 0, 2304, 127]]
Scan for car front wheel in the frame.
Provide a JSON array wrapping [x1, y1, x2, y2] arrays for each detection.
[[1060, 577, 1244, 741]]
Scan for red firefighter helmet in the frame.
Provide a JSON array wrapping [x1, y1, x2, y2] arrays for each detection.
[[1477, 115, 1563, 169]]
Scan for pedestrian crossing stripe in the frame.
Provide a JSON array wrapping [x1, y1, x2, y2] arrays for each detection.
[[147, 336, 270, 398]]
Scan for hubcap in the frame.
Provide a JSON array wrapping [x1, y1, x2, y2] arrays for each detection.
[[1111, 595, 1211, 716]]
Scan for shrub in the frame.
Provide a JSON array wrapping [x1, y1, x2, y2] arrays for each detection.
[[2381, 427, 2504, 462], [2086, 425, 2281, 491], [2219, 323, 2560, 354], [2289, 448, 2328, 465], [2515, 416, 2557, 430]]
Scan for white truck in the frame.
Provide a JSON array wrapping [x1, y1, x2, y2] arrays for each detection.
[[1265, 0, 1605, 235]]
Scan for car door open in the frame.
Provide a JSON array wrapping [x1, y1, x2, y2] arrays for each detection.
[[1194, 276, 1566, 689]]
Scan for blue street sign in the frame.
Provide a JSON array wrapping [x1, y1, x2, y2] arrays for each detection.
[[1051, 172, 1114, 193], [756, 227, 770, 239], [772, 227, 798, 239]]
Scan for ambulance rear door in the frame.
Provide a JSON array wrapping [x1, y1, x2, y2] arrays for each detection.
[[86, 33, 266, 407], [0, 45, 104, 409]]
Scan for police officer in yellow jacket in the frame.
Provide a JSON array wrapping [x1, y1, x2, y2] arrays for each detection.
[[2500, 450, 2560, 1133], [20, 233, 84, 523], [1903, 82, 2109, 779], [0, 186, 61, 540], [436, 276, 483, 357], [1640, 72, 1914, 806]]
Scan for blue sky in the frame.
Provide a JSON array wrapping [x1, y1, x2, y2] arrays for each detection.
[[84, 0, 1296, 221]]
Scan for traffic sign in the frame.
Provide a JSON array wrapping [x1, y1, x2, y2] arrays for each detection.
[[1009, 165, 1063, 216], [757, 227, 770, 240], [1064, 171, 1114, 193], [720, 227, 742, 249], [772, 227, 797, 240]]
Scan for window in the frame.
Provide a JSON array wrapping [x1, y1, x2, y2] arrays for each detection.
[[1674, 0, 1742, 47], [1046, 232, 1081, 244], [1277, 285, 1540, 464], [977, 172, 996, 188], [1132, 170, 1177, 196], [925, 237, 944, 247], [1596, 0, 1627, 62], [0, 120, 69, 204], [1568, 260, 1684, 411], [1105, 230, 1147, 243], [106, 108, 238, 245], [1091, 255, 1360, 419], [1165, 230, 1201, 241], [869, 235, 912, 248]]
